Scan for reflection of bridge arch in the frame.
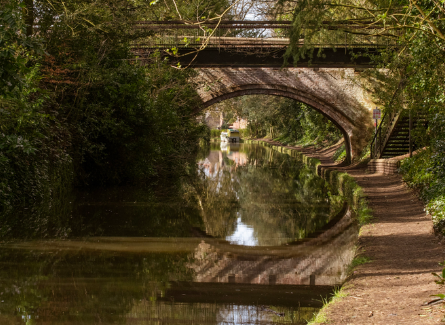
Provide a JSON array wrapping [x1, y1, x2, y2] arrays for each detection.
[[195, 68, 376, 162], [189, 206, 358, 287]]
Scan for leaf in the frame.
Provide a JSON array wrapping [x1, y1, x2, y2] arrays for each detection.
[[430, 294, 445, 299]]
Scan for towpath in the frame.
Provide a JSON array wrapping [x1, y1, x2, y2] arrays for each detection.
[[259, 139, 445, 324]]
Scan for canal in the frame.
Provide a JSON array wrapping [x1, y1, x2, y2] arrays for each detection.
[[0, 143, 358, 324]]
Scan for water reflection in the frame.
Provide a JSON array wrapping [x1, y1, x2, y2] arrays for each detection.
[[196, 143, 334, 246], [0, 143, 358, 325], [227, 217, 258, 246]]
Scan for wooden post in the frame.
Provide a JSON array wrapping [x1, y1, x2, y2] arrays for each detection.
[[310, 274, 315, 286]]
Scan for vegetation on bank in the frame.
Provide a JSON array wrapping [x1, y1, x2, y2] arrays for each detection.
[[307, 286, 348, 325], [208, 95, 343, 147], [400, 149, 445, 233], [273, 0, 445, 224], [0, 0, 211, 237]]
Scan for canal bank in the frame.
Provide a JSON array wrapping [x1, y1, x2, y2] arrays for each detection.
[[247, 139, 445, 324]]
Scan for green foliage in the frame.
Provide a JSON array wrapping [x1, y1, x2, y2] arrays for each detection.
[[431, 261, 445, 302], [332, 144, 346, 162], [349, 255, 371, 270], [0, 0, 72, 234], [142, 0, 231, 21], [399, 149, 445, 232], [239, 128, 250, 138], [210, 129, 222, 138], [211, 95, 342, 146], [307, 286, 347, 325], [0, 0, 207, 237], [0, 0, 44, 96], [432, 265, 445, 286], [60, 58, 205, 186]]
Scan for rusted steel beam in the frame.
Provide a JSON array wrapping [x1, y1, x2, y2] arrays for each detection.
[[134, 20, 293, 24], [133, 20, 386, 29], [134, 25, 293, 29]]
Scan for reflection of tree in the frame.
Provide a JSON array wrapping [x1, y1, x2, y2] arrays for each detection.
[[193, 167, 240, 238], [69, 185, 205, 238], [194, 144, 332, 244], [0, 249, 194, 324], [238, 165, 330, 245]]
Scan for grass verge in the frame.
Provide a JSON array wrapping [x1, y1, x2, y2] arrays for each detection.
[[308, 252, 371, 325], [307, 286, 349, 325]]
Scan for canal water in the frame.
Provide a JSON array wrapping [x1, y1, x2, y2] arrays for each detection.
[[0, 143, 358, 324]]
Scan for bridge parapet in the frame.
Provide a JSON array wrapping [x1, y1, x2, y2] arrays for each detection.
[[131, 20, 393, 68], [133, 20, 393, 50]]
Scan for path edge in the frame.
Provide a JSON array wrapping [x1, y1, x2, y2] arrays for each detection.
[[245, 139, 373, 324]]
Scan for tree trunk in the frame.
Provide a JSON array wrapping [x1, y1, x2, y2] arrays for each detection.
[[23, 0, 34, 36]]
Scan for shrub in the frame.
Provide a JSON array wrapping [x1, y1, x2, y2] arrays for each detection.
[[210, 129, 222, 138]]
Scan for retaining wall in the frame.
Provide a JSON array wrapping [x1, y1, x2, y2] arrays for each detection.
[[367, 159, 400, 175]]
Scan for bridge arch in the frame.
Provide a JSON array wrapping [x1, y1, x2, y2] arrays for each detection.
[[194, 67, 375, 162], [201, 86, 354, 163]]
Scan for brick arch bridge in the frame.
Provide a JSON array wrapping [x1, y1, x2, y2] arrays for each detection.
[[195, 67, 376, 162]]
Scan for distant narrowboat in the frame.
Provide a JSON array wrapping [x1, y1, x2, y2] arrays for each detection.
[[220, 129, 240, 143]]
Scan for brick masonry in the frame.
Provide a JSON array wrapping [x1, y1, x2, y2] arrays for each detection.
[[194, 67, 376, 161], [367, 159, 400, 174]]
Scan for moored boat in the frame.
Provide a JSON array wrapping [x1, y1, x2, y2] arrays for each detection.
[[220, 129, 240, 143]]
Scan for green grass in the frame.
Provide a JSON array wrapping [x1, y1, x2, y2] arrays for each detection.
[[349, 255, 371, 272], [307, 287, 348, 325], [307, 254, 371, 324]]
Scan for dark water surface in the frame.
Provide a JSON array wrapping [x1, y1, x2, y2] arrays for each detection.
[[0, 143, 358, 324]]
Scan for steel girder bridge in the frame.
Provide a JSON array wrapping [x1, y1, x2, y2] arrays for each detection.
[[131, 20, 395, 67]]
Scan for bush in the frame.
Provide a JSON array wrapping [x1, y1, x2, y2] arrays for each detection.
[[210, 129, 222, 138], [239, 129, 250, 138], [399, 149, 445, 232], [333, 144, 346, 162], [0, 0, 207, 238]]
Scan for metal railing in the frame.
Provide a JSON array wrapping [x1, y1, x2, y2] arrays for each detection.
[[131, 20, 398, 51], [370, 110, 402, 159]]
